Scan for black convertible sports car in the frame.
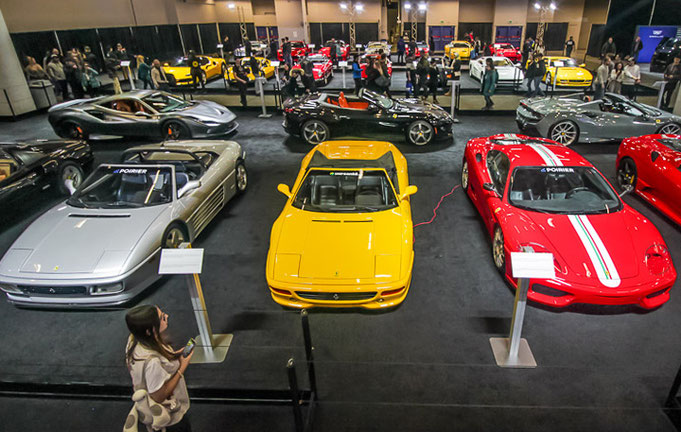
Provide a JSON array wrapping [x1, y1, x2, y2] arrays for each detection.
[[283, 89, 454, 145], [48, 90, 238, 140], [0, 140, 93, 214]]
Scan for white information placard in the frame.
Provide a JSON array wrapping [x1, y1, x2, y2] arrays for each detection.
[[510, 252, 555, 279], [338, 61, 348, 67], [270, 60, 280, 66], [308, 44, 316, 49], [216, 44, 224, 49], [120, 60, 131, 67], [356, 44, 363, 48], [159, 248, 204, 274]]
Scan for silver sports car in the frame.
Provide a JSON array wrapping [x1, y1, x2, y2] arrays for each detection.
[[0, 140, 247, 307], [516, 93, 681, 145], [48, 90, 238, 141]]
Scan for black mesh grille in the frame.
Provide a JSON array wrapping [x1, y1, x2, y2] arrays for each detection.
[[532, 284, 569, 297], [20, 285, 88, 295], [296, 291, 377, 301]]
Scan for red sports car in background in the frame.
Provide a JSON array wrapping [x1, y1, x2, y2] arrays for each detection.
[[360, 54, 393, 79], [616, 134, 681, 226], [405, 42, 429, 58], [490, 43, 521, 62], [292, 54, 334, 85], [462, 133, 676, 309], [277, 40, 311, 61], [318, 40, 351, 61]]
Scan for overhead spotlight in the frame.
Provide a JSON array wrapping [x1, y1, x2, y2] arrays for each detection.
[[418, 2, 427, 11], [534, 2, 541, 9], [549, 2, 557, 10], [356, 4, 364, 11], [340, 2, 348, 9], [227, 3, 236, 9], [404, 2, 412, 10]]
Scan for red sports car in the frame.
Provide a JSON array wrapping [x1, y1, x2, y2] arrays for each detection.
[[462, 133, 676, 309], [277, 41, 310, 61], [318, 40, 351, 61], [616, 134, 681, 226], [292, 54, 334, 84], [490, 43, 521, 62], [405, 42, 429, 58], [360, 54, 393, 79]]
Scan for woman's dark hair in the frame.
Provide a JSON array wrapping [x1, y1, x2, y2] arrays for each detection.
[[486, 58, 494, 69], [125, 305, 178, 367], [615, 62, 623, 71]]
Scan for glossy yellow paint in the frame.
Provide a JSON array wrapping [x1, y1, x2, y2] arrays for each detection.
[[225, 57, 275, 82], [526, 56, 593, 87], [266, 141, 417, 309], [445, 41, 472, 61], [162, 55, 226, 86]]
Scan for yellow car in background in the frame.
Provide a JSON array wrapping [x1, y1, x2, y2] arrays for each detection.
[[225, 57, 275, 84], [162, 55, 226, 86], [445, 41, 472, 61], [526, 56, 593, 87], [266, 140, 418, 310]]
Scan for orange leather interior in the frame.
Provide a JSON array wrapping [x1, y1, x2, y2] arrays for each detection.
[[326, 93, 370, 110], [338, 92, 349, 108]]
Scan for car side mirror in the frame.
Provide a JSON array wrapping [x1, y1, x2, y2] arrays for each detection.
[[64, 179, 77, 195], [651, 151, 660, 162], [400, 185, 418, 201], [135, 111, 151, 118], [579, 63, 586, 68], [277, 183, 292, 198], [483, 182, 501, 197], [178, 180, 201, 198]]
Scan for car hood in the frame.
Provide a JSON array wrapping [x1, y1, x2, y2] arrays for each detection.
[[180, 101, 236, 122], [524, 97, 581, 113], [272, 208, 405, 283], [0, 204, 166, 278], [514, 209, 640, 286], [163, 66, 192, 76], [497, 67, 523, 79], [554, 67, 592, 79]]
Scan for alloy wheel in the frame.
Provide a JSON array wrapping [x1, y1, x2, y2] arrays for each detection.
[[461, 160, 469, 190], [62, 165, 83, 189], [550, 121, 577, 145], [236, 164, 248, 192], [493, 228, 505, 271], [659, 123, 681, 135], [166, 123, 183, 139], [409, 121, 434, 146], [302, 121, 328, 144], [164, 227, 186, 249], [616, 159, 637, 190]]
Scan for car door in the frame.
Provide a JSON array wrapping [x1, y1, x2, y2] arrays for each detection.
[[0, 149, 46, 206], [646, 145, 681, 215], [481, 150, 510, 232], [613, 100, 659, 138]]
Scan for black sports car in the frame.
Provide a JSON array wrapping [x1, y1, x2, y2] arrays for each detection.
[[48, 90, 238, 140], [650, 37, 680, 73], [283, 89, 454, 145], [0, 140, 93, 214]]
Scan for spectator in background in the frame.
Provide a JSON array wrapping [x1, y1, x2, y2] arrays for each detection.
[[622, 56, 640, 100], [429, 34, 435, 52], [416, 50, 430, 98], [475, 38, 483, 59], [329, 38, 338, 65], [425, 57, 439, 103], [151, 59, 169, 91], [233, 63, 249, 107], [396, 36, 405, 65], [564, 36, 575, 57], [521, 36, 534, 70], [526, 53, 546, 98], [47, 55, 69, 100], [43, 48, 60, 71], [601, 37, 616, 59], [283, 37, 292, 66], [81, 62, 101, 97], [406, 52, 417, 93], [249, 55, 262, 78], [223, 36, 234, 63], [408, 38, 417, 59], [301, 68, 317, 94], [482, 57, 498, 110], [365, 58, 382, 93], [608, 61, 624, 94], [594, 56, 611, 100], [631, 36, 643, 62], [187, 51, 204, 89], [83, 46, 99, 71], [442, 52, 461, 97], [352, 56, 363, 95], [335, 41, 343, 64], [282, 67, 300, 100], [116, 43, 130, 80], [24, 56, 49, 81], [244, 37, 252, 58], [63, 52, 84, 99], [105, 47, 123, 94], [137, 56, 153, 89], [662, 56, 681, 109]]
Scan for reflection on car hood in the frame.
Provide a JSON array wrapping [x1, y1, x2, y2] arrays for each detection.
[[179, 101, 237, 122], [394, 99, 451, 117], [0, 204, 166, 278]]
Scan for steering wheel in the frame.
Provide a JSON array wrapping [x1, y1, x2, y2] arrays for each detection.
[[565, 187, 590, 199]]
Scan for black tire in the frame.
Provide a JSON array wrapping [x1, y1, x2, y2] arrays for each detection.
[[657, 123, 681, 135], [406, 120, 435, 146], [162, 223, 188, 249], [221, 63, 227, 75], [492, 226, 506, 274], [301, 119, 330, 145], [163, 121, 191, 140], [235, 161, 248, 195], [549, 120, 579, 146], [57, 161, 85, 195], [616, 157, 637, 191], [59, 121, 88, 140], [461, 159, 469, 191]]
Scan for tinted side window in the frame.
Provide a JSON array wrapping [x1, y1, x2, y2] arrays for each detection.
[[486, 150, 511, 193]]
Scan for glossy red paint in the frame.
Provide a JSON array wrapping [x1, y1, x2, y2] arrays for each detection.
[[616, 134, 681, 226], [277, 41, 311, 61], [464, 133, 677, 309], [359, 54, 393, 79], [405, 44, 429, 58], [291, 55, 333, 82], [318, 41, 351, 61], [490, 43, 521, 62]]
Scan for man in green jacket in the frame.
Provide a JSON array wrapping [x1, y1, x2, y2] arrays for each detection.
[[482, 58, 498, 110]]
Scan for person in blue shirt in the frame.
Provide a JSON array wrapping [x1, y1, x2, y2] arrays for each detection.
[[352, 56, 363, 95], [397, 36, 405, 64]]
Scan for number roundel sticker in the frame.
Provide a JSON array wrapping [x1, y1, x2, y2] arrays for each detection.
[[192, 61, 199, 68]]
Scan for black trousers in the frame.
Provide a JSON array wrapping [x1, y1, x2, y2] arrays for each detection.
[[622, 84, 636, 100], [354, 78, 362, 95], [663, 81, 678, 107], [397, 51, 404, 64], [191, 69, 204, 88], [237, 84, 247, 106]]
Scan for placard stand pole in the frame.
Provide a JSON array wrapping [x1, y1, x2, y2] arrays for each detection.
[[178, 243, 231, 364], [342, 64, 346, 89], [126, 65, 135, 90], [257, 77, 271, 118], [448, 80, 460, 123], [657, 81, 666, 109]]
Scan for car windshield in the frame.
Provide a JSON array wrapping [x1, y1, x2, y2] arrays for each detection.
[[658, 138, 681, 152], [141, 93, 190, 112], [292, 42, 305, 48], [662, 38, 678, 48], [68, 166, 173, 208], [493, 59, 513, 67], [361, 89, 393, 109], [309, 56, 328, 63], [508, 166, 622, 214], [550, 58, 578, 67], [292, 169, 397, 213], [171, 57, 189, 67], [497, 44, 514, 49]]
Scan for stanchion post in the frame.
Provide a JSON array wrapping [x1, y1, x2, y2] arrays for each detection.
[[287, 359, 304, 432], [257, 77, 272, 118], [448, 80, 460, 123], [657, 81, 667, 108], [301, 310, 318, 398], [339, 61, 347, 89]]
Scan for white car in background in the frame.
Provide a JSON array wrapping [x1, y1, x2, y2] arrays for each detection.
[[469, 56, 524, 83]]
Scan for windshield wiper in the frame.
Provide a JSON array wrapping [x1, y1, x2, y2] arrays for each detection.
[[353, 206, 382, 212], [67, 196, 94, 209], [102, 202, 144, 208]]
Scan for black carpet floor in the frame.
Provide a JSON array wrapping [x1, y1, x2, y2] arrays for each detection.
[[1, 111, 680, 431]]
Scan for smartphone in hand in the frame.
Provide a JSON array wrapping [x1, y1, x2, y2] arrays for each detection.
[[182, 338, 196, 358]]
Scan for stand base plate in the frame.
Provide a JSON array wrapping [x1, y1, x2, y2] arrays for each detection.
[[191, 333, 233, 364], [258, 113, 272, 118], [490, 337, 537, 368]]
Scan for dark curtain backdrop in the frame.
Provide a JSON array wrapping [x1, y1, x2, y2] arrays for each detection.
[[458, 23, 493, 45]]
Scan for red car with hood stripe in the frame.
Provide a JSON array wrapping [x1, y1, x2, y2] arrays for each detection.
[[489, 43, 522, 62], [463, 133, 676, 309]]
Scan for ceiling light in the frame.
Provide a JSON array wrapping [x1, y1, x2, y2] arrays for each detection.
[[404, 2, 412, 10], [227, 3, 235, 9], [356, 4, 364, 11], [340, 2, 348, 9], [418, 2, 427, 11], [534, 2, 541, 9], [549, 2, 557, 10]]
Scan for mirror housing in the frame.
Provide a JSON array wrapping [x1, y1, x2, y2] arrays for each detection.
[[483, 182, 500, 197], [400, 185, 418, 201], [64, 179, 77, 196], [277, 183, 292, 198], [178, 180, 201, 198]]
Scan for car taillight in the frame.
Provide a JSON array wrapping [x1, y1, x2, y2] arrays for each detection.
[[284, 107, 294, 113]]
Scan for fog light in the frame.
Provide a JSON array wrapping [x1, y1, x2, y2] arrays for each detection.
[[532, 284, 569, 297], [90, 282, 124, 295], [0, 283, 21, 294], [271, 287, 291, 296]]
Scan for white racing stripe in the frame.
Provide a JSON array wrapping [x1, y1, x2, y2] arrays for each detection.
[[527, 144, 563, 166]]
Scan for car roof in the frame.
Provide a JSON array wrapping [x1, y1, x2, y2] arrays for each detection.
[[98, 90, 157, 102], [483, 135, 591, 168]]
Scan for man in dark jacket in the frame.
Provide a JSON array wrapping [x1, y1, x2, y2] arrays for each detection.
[[244, 37, 252, 57], [663, 56, 681, 109], [408, 38, 418, 58], [416, 51, 430, 98], [631, 36, 643, 61], [564, 36, 575, 57], [396, 36, 405, 64], [283, 37, 292, 65], [522, 37, 534, 70], [83, 46, 99, 72], [526, 53, 546, 98], [601, 37, 616, 59], [188, 50, 204, 89]]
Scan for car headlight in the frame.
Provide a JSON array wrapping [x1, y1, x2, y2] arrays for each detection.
[[0, 283, 21, 294], [645, 244, 672, 276], [90, 282, 124, 295]]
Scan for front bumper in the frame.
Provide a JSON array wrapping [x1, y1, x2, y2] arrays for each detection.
[[189, 120, 239, 138]]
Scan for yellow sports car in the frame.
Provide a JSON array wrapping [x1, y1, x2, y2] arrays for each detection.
[[266, 140, 418, 310], [225, 57, 275, 83], [445, 41, 472, 61], [162, 55, 226, 86], [526, 56, 593, 87]]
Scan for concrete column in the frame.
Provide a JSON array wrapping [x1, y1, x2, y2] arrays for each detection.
[[274, 0, 305, 41], [0, 6, 36, 117]]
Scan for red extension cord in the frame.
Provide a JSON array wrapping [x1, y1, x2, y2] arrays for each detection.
[[413, 185, 461, 234]]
